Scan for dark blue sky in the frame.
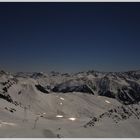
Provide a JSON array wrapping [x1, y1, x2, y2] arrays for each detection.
[[0, 2, 140, 72]]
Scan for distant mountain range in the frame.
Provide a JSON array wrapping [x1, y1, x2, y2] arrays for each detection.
[[0, 69, 140, 105]]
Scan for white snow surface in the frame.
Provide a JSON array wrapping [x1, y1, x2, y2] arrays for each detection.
[[0, 70, 140, 137]]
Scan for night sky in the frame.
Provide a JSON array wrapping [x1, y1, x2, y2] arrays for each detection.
[[0, 2, 140, 73]]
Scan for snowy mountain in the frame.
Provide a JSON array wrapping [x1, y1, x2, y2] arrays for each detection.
[[18, 70, 140, 104], [0, 69, 140, 137]]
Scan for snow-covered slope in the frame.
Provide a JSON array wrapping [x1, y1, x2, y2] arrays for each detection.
[[0, 69, 140, 137]]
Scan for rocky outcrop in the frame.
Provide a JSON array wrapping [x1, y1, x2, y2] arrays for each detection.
[[84, 102, 140, 128]]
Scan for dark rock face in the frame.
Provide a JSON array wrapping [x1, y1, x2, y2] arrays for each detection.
[[0, 70, 7, 75], [31, 72, 46, 79], [0, 78, 19, 105], [35, 84, 49, 94], [3, 87, 8, 93], [95, 72, 140, 104], [99, 90, 115, 98], [0, 94, 13, 103], [84, 103, 140, 128], [98, 77, 115, 98], [117, 89, 133, 105], [99, 77, 110, 92], [5, 107, 16, 113], [117, 82, 140, 105], [52, 84, 94, 94]]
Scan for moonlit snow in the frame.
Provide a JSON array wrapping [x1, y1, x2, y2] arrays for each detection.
[[0, 70, 140, 137], [56, 115, 64, 118], [105, 100, 111, 104], [68, 117, 77, 121]]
